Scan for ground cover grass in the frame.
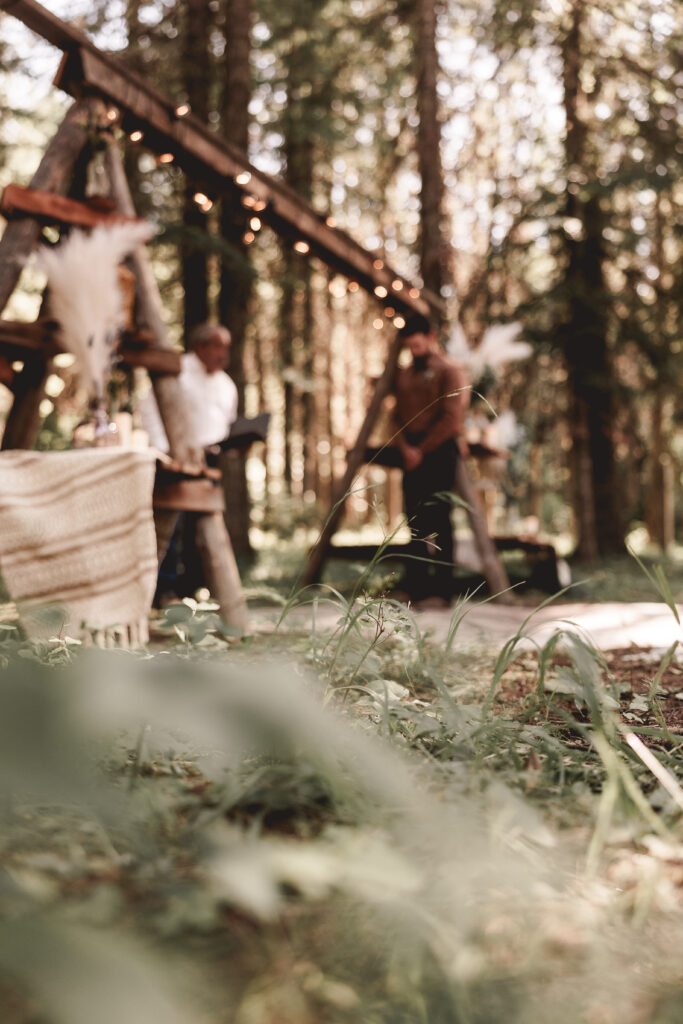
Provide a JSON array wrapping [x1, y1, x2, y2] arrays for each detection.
[[0, 576, 682, 1023]]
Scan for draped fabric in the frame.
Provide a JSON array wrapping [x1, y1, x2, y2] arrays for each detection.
[[0, 448, 157, 645]]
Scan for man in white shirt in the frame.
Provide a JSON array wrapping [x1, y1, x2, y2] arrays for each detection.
[[143, 323, 238, 452], [143, 322, 239, 604]]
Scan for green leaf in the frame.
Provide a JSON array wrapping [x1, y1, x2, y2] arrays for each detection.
[[162, 603, 195, 625]]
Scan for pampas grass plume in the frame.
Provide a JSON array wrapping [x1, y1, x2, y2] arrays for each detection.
[[447, 321, 531, 383], [37, 221, 153, 398]]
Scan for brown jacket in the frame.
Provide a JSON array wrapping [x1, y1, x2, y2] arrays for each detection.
[[393, 349, 469, 456]]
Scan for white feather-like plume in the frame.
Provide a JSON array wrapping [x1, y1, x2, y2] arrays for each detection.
[[447, 321, 532, 382], [488, 409, 525, 450], [36, 221, 153, 398]]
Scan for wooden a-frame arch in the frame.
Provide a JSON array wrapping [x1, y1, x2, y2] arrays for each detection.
[[0, 0, 510, 600]]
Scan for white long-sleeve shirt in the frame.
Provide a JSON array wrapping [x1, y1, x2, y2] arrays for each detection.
[[141, 351, 238, 453]]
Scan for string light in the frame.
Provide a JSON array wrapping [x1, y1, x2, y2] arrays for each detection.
[[235, 171, 252, 185], [243, 231, 255, 244], [159, 152, 174, 164], [394, 315, 405, 329], [54, 353, 75, 368], [106, 107, 118, 122], [326, 216, 337, 227], [129, 130, 143, 142], [252, 199, 267, 212], [174, 103, 191, 117], [384, 307, 395, 317], [374, 285, 387, 298], [293, 240, 310, 254], [193, 192, 213, 212], [373, 318, 384, 329], [392, 279, 403, 290], [328, 278, 347, 298], [45, 374, 65, 397], [249, 217, 262, 231], [408, 287, 420, 298], [373, 258, 384, 270], [348, 281, 359, 292], [242, 195, 256, 208]]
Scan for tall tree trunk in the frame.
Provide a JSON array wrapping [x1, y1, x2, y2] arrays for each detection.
[[279, 73, 315, 498], [182, 0, 212, 333], [561, 4, 623, 560], [646, 391, 675, 553], [279, 248, 296, 490], [302, 279, 318, 499], [122, 0, 146, 197], [414, 0, 449, 317], [219, 0, 254, 557], [645, 195, 675, 553]]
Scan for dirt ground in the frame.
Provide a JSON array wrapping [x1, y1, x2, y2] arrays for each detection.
[[496, 645, 683, 734]]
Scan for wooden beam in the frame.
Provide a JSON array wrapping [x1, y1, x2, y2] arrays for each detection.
[[0, 0, 93, 51], [0, 318, 62, 360], [0, 183, 142, 230], [116, 336, 182, 376], [0, 321, 180, 376], [153, 479, 225, 514], [1, 0, 443, 320], [62, 46, 440, 317], [301, 330, 405, 586], [454, 458, 512, 601]]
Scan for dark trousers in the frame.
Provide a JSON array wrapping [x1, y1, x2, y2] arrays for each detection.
[[154, 512, 204, 604], [402, 439, 458, 601]]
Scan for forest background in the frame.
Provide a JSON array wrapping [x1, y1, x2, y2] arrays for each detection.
[[0, 0, 681, 573], [2, 6, 683, 1022]]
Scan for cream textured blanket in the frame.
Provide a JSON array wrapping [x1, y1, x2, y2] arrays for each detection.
[[0, 448, 158, 645]]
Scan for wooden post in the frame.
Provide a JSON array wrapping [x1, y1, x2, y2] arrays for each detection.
[[302, 329, 404, 586], [455, 457, 512, 601], [103, 143, 197, 463], [1, 350, 53, 450], [104, 141, 248, 629], [0, 98, 101, 449]]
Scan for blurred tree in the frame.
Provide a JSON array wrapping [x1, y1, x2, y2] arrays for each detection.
[[219, 0, 255, 556], [459, 0, 680, 556], [181, 0, 213, 333], [412, 0, 450, 315]]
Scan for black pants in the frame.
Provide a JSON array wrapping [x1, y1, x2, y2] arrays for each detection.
[[154, 512, 204, 604], [402, 439, 458, 601]]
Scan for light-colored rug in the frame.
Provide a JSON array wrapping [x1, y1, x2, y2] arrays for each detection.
[[0, 448, 158, 645]]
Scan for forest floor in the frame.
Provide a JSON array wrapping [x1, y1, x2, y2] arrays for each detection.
[[2, 553, 683, 1022], [248, 596, 683, 733]]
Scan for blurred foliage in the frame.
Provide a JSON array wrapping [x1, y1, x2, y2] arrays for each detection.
[[2, 579, 682, 1022]]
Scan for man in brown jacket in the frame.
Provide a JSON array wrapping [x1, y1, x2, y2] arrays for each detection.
[[392, 314, 469, 607]]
